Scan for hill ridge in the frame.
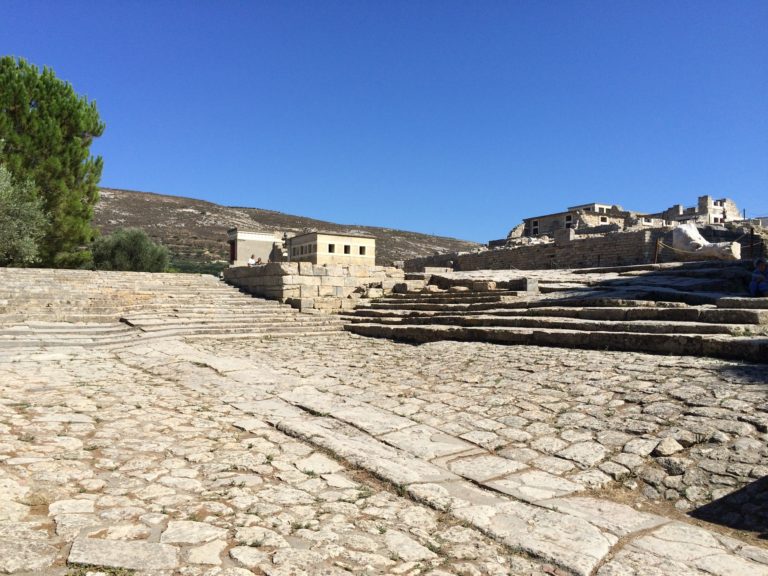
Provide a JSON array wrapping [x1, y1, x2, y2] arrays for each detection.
[[94, 188, 480, 273]]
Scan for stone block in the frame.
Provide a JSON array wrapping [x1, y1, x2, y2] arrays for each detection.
[[318, 285, 337, 297], [300, 285, 318, 298], [381, 279, 399, 292], [314, 297, 342, 311], [298, 261, 315, 275]]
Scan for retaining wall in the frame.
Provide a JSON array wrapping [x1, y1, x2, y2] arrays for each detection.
[[223, 262, 404, 313]]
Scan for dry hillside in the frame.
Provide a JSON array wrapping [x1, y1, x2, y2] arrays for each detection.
[[93, 188, 481, 273]]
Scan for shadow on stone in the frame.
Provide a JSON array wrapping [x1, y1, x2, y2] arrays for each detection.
[[716, 363, 768, 385], [689, 476, 768, 539]]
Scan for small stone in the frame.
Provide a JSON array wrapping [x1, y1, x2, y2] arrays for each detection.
[[653, 437, 683, 456], [623, 438, 658, 456], [295, 452, 342, 475], [657, 456, 692, 476], [384, 530, 437, 562], [187, 539, 227, 565]]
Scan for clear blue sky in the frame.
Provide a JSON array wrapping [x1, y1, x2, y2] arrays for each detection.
[[3, 1, 767, 242]]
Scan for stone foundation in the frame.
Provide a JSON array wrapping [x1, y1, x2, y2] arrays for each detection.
[[223, 262, 404, 313]]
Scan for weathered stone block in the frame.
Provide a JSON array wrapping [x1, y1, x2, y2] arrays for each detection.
[[300, 285, 318, 298]]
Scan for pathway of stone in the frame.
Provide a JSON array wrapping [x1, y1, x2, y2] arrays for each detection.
[[1, 334, 766, 576]]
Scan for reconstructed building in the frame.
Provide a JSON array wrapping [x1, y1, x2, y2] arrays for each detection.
[[287, 232, 376, 266], [516, 196, 740, 239], [227, 229, 284, 266], [652, 196, 740, 226]]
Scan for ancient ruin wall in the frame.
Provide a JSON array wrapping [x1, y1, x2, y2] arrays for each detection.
[[223, 262, 404, 313], [453, 230, 665, 271]]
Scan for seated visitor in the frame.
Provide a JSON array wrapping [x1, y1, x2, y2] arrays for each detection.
[[247, 254, 257, 267], [256, 257, 263, 265], [750, 257, 768, 297]]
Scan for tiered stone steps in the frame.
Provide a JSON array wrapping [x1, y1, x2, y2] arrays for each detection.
[[0, 268, 342, 348], [344, 266, 768, 362]]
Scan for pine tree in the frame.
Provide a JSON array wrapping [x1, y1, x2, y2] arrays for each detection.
[[0, 56, 104, 266]]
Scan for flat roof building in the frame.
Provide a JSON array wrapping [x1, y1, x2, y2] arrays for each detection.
[[287, 231, 375, 266], [227, 229, 283, 266]]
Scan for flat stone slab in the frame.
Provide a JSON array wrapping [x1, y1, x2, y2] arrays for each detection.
[[295, 452, 342, 474], [540, 496, 667, 537], [278, 417, 458, 485], [0, 523, 59, 573], [281, 386, 414, 435], [160, 520, 228, 544], [447, 453, 528, 482], [556, 441, 608, 468], [484, 470, 584, 502], [380, 424, 474, 460], [454, 498, 615, 576], [620, 522, 768, 575], [384, 530, 438, 562], [68, 537, 179, 570]]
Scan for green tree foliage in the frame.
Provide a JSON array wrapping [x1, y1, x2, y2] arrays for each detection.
[[0, 164, 48, 266], [91, 228, 169, 272], [0, 56, 104, 265]]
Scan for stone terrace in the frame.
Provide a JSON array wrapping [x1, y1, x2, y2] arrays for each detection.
[[345, 262, 768, 362], [0, 268, 766, 576]]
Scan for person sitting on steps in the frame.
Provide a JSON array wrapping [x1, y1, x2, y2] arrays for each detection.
[[247, 254, 257, 267], [749, 257, 768, 297]]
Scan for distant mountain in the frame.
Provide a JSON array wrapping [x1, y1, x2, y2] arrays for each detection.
[[93, 188, 481, 273]]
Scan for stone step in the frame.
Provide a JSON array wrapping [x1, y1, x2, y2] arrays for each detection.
[[379, 291, 530, 304], [346, 313, 757, 335], [344, 323, 768, 362], [349, 305, 767, 325], [129, 319, 342, 333], [717, 297, 768, 309]]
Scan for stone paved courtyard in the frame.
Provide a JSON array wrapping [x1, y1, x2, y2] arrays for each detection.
[[1, 333, 767, 575]]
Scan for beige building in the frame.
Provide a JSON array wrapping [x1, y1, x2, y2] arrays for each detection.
[[287, 232, 375, 266], [227, 229, 283, 266], [522, 203, 630, 237], [517, 196, 741, 239], [652, 196, 740, 226]]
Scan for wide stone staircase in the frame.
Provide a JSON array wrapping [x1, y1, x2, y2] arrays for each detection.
[[344, 262, 768, 362], [0, 268, 342, 349]]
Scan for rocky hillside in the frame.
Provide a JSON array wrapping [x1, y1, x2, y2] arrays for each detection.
[[93, 188, 481, 272]]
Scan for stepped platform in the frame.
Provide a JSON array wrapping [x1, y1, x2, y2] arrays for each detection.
[[344, 261, 768, 362], [0, 268, 342, 348]]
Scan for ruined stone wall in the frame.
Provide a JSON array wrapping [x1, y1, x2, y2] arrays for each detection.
[[453, 230, 667, 270], [223, 262, 404, 313], [403, 253, 460, 273]]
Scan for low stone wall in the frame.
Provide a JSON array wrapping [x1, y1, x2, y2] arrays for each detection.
[[223, 262, 404, 313], [452, 230, 666, 271]]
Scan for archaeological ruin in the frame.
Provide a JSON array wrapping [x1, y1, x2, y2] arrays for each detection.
[[1, 209, 767, 574]]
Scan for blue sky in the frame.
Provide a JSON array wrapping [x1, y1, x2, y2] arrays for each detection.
[[3, 1, 766, 242]]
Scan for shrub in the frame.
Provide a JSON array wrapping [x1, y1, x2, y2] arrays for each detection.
[[0, 164, 48, 266], [91, 228, 169, 272]]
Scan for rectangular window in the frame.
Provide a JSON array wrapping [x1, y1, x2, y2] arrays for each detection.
[[532, 227, 539, 235], [600, 216, 608, 223], [532, 220, 539, 226], [292, 247, 297, 256], [565, 215, 572, 222], [328, 244, 335, 253], [359, 246, 366, 255], [344, 245, 351, 254]]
